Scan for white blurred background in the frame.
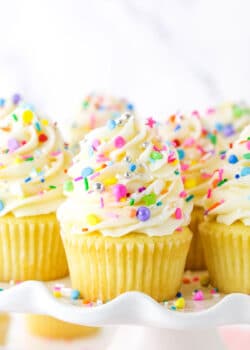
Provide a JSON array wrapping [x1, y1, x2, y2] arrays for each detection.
[[1, 0, 250, 123]]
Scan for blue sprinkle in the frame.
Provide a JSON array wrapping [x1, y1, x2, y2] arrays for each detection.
[[71, 289, 80, 300], [40, 178, 45, 183], [176, 291, 182, 298], [127, 103, 134, 111], [174, 124, 181, 132], [235, 174, 240, 179], [228, 154, 238, 164], [0, 98, 5, 107], [156, 201, 163, 206], [0, 200, 4, 211], [88, 146, 94, 157], [177, 149, 185, 160], [81, 167, 94, 178], [129, 163, 136, 172], [170, 305, 177, 311], [215, 122, 223, 132], [241, 167, 250, 177], [35, 121, 41, 131], [24, 177, 32, 183], [107, 119, 116, 130]]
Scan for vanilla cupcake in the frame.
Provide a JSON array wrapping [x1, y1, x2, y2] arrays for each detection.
[[67, 93, 135, 153], [0, 105, 70, 281], [157, 112, 223, 270], [200, 125, 250, 293], [58, 113, 193, 301], [202, 102, 250, 149]]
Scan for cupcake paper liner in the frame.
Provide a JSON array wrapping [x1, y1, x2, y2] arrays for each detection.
[[186, 206, 206, 270], [0, 314, 10, 345], [200, 220, 250, 293], [63, 228, 192, 301], [0, 213, 68, 281], [25, 315, 98, 339]]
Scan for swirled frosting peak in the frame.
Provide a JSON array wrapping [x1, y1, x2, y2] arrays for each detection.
[[67, 93, 135, 153], [58, 114, 193, 237], [202, 125, 250, 225], [0, 106, 71, 217], [157, 112, 223, 206]]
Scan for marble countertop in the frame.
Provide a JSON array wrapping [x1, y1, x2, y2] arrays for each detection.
[[0, 0, 249, 124]]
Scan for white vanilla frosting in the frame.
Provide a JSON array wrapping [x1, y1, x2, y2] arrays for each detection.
[[0, 106, 71, 217], [58, 114, 193, 237], [202, 125, 250, 225]]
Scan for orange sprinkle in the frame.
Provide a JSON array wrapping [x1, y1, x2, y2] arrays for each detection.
[[130, 209, 137, 218]]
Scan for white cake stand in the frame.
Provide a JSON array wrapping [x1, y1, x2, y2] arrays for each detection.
[[0, 272, 248, 350]]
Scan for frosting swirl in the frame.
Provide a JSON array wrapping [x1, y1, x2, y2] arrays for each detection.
[[0, 94, 22, 120], [157, 112, 222, 206], [58, 114, 193, 237], [202, 125, 250, 225], [67, 93, 135, 153], [0, 106, 71, 217]]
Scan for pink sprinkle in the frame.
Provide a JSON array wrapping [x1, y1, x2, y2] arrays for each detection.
[[176, 227, 183, 232], [100, 197, 104, 208], [206, 108, 216, 115], [207, 188, 212, 199], [90, 172, 100, 180], [181, 163, 189, 171], [201, 172, 213, 179], [183, 138, 195, 147], [50, 151, 61, 157], [196, 145, 206, 154], [114, 136, 126, 148], [92, 139, 100, 151], [74, 176, 83, 182], [247, 141, 250, 150], [113, 184, 127, 201], [89, 114, 96, 129], [175, 208, 182, 219], [218, 168, 224, 181], [191, 110, 200, 118], [179, 191, 187, 198], [96, 154, 109, 162], [153, 145, 161, 152], [193, 290, 204, 301]]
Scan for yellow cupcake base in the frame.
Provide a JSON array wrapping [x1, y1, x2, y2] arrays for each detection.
[[63, 228, 192, 301], [0, 213, 68, 281], [25, 315, 98, 340], [0, 314, 10, 345], [200, 220, 250, 293], [186, 206, 206, 270]]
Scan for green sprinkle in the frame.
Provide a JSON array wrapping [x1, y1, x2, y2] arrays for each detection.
[[35, 121, 41, 131], [25, 157, 34, 161], [185, 194, 194, 202], [150, 151, 163, 160], [0, 288, 4, 292], [243, 153, 250, 159], [217, 179, 228, 187], [84, 177, 89, 191], [64, 180, 74, 192], [232, 105, 244, 118], [12, 114, 18, 121], [156, 201, 163, 206], [129, 198, 135, 206], [82, 100, 89, 109], [49, 185, 57, 189], [209, 133, 217, 145], [174, 170, 180, 175], [142, 193, 157, 206]]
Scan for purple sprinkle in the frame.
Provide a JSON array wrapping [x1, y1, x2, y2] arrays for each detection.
[[74, 176, 83, 182], [138, 187, 146, 193], [8, 138, 20, 152], [223, 124, 235, 137], [12, 94, 21, 105]]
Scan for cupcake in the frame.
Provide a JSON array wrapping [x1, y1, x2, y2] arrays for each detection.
[[58, 113, 193, 301], [0, 104, 70, 281], [67, 93, 135, 154], [200, 125, 250, 293], [202, 102, 250, 149], [0, 314, 10, 345], [25, 315, 98, 340], [157, 112, 222, 270]]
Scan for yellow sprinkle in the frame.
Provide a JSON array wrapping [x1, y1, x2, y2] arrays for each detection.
[[185, 178, 197, 189], [41, 118, 49, 126], [191, 159, 198, 166], [103, 177, 117, 186], [53, 290, 61, 298], [22, 110, 34, 124], [14, 156, 22, 164], [86, 214, 101, 226], [171, 159, 178, 166], [120, 197, 126, 202], [174, 297, 185, 309]]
